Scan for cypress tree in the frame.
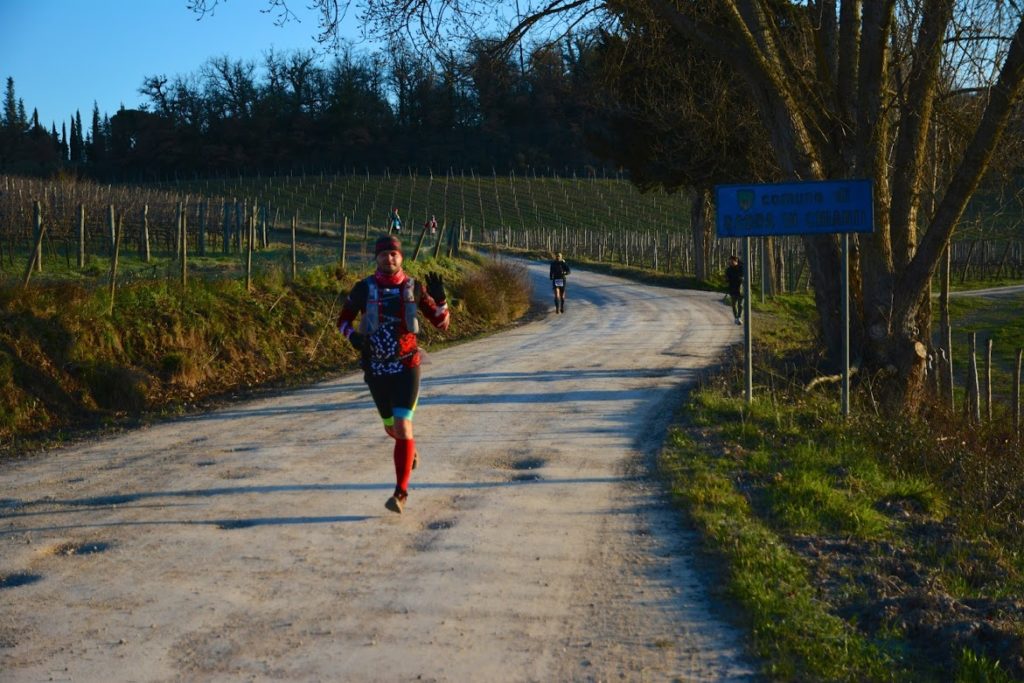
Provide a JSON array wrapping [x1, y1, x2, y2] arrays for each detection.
[[2, 77, 16, 129], [70, 112, 83, 164], [88, 102, 105, 164]]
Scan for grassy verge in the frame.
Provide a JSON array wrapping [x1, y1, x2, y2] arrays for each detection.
[[658, 293, 1024, 681], [0, 248, 531, 456]]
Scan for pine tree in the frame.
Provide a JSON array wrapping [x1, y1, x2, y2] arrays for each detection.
[[61, 121, 68, 161], [3, 77, 17, 129]]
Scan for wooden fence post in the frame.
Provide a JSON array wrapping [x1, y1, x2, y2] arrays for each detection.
[[22, 201, 45, 287], [108, 213, 122, 315], [234, 201, 243, 253], [222, 200, 231, 255], [181, 203, 188, 288], [340, 215, 348, 265], [77, 204, 85, 268], [107, 204, 116, 256], [940, 246, 954, 411], [453, 218, 463, 257], [1014, 348, 1022, 436], [968, 332, 981, 424], [261, 203, 269, 248], [198, 201, 207, 257], [174, 201, 183, 260], [985, 338, 993, 422], [434, 220, 446, 259], [142, 204, 151, 262], [246, 214, 254, 292], [363, 215, 370, 261], [291, 211, 298, 282], [412, 218, 428, 262]]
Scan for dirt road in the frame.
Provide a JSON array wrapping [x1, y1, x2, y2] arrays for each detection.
[[1, 260, 758, 682]]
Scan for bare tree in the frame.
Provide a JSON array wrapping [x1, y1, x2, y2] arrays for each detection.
[[202, 56, 259, 120]]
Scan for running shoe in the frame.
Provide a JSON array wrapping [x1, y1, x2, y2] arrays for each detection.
[[385, 489, 408, 514]]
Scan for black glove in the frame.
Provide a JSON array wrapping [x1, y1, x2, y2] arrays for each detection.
[[425, 272, 446, 303], [348, 331, 364, 348]]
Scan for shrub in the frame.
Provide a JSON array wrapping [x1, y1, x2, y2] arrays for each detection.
[[79, 362, 151, 413], [458, 260, 532, 325]]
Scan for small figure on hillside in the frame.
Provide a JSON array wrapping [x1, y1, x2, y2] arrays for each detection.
[[425, 215, 438, 235], [337, 234, 450, 514], [725, 253, 744, 325], [389, 208, 402, 234], [549, 252, 571, 314]]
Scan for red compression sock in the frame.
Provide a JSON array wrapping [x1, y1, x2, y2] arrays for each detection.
[[394, 438, 415, 492]]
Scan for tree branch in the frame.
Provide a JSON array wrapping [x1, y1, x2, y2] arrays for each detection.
[[897, 15, 1024, 328]]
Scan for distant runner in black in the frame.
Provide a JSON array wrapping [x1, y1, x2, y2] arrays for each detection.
[[549, 252, 570, 314], [725, 254, 744, 325]]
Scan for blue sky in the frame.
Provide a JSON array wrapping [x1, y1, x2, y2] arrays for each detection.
[[0, 0, 365, 129]]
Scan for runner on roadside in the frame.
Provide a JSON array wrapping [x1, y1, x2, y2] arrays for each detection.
[[549, 252, 570, 314], [725, 254, 744, 325], [337, 234, 450, 514]]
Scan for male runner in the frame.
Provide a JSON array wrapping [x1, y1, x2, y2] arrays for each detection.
[[725, 254, 744, 324], [338, 234, 450, 513]]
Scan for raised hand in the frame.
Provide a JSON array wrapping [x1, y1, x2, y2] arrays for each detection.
[[426, 272, 446, 303]]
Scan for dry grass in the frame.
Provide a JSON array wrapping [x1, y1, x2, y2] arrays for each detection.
[[458, 259, 533, 325]]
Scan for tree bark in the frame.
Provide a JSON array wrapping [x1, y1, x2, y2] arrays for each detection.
[[691, 188, 713, 281]]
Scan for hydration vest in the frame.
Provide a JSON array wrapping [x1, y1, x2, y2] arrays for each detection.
[[358, 276, 420, 335]]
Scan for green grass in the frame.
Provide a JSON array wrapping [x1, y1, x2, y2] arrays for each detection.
[[657, 284, 1024, 680], [660, 426, 901, 681]]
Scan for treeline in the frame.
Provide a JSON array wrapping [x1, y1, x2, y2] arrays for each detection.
[[0, 37, 609, 180]]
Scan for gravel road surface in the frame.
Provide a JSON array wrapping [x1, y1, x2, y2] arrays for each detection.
[[1, 259, 759, 682]]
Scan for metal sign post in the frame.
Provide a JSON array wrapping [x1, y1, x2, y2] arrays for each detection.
[[841, 232, 850, 417], [743, 236, 753, 404], [715, 179, 873, 415]]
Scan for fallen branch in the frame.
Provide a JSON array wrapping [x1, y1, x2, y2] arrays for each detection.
[[805, 364, 859, 392]]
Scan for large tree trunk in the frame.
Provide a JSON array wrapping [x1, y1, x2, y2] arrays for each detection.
[[761, 237, 777, 297], [803, 233, 843, 368], [691, 188, 713, 281]]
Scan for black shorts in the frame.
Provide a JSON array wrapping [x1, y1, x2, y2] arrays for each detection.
[[365, 366, 421, 421]]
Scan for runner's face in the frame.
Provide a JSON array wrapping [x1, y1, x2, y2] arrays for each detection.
[[377, 249, 402, 274]]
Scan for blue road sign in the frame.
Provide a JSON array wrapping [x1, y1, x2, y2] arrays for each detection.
[[715, 179, 873, 237]]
